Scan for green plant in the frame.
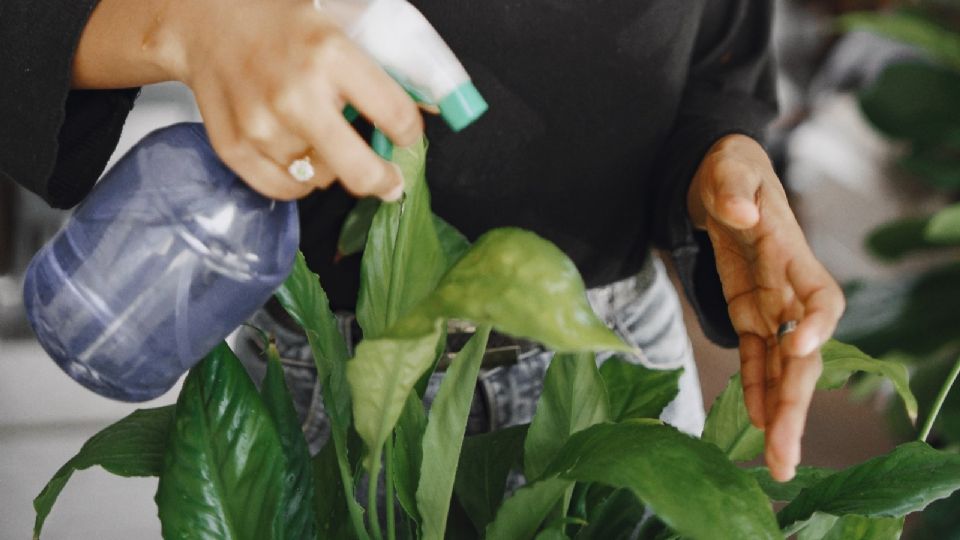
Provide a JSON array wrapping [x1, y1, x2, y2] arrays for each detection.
[[838, 5, 960, 536], [31, 141, 960, 539]]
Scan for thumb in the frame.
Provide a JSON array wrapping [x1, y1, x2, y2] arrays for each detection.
[[703, 161, 762, 230]]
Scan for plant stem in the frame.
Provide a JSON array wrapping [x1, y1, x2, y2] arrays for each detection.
[[919, 354, 960, 442], [385, 437, 397, 540], [368, 450, 384, 540]]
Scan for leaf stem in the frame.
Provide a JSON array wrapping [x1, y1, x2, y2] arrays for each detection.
[[919, 354, 960, 442], [368, 450, 384, 540], [385, 437, 396, 540]]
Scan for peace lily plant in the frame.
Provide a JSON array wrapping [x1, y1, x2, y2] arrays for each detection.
[[32, 140, 960, 539]]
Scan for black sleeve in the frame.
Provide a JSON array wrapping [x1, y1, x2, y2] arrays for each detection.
[[650, 0, 778, 348], [0, 0, 139, 209]]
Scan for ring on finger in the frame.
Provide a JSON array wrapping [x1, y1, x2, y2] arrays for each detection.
[[777, 320, 798, 342], [288, 155, 316, 183]]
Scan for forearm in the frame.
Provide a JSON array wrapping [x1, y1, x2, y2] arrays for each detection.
[[72, 0, 181, 89]]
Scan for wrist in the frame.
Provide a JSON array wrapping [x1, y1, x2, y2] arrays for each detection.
[[71, 0, 187, 88]]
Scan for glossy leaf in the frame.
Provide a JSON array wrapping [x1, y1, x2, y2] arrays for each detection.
[[312, 439, 355, 540], [356, 138, 446, 339], [275, 252, 367, 538], [155, 343, 290, 539], [420, 228, 634, 355], [349, 319, 443, 470], [600, 357, 682, 422], [418, 326, 492, 540], [454, 425, 528, 534], [702, 373, 764, 462], [779, 441, 960, 529], [33, 406, 174, 538], [837, 262, 960, 357], [525, 353, 610, 481], [544, 423, 781, 540], [747, 466, 835, 502], [819, 340, 918, 421], [840, 11, 960, 70], [393, 392, 428, 524], [858, 61, 960, 145], [434, 214, 471, 267], [486, 478, 572, 540], [261, 343, 317, 539], [349, 228, 630, 471], [535, 527, 571, 540], [899, 144, 960, 189], [926, 202, 960, 244], [338, 197, 381, 257], [812, 514, 904, 540], [574, 488, 645, 540], [866, 215, 943, 261]]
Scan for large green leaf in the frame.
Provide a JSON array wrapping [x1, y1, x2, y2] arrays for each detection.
[[260, 343, 317, 539], [433, 214, 471, 267], [275, 252, 367, 538], [349, 318, 444, 470], [747, 466, 835, 502], [338, 197, 381, 257], [524, 353, 610, 481], [840, 11, 960, 71], [33, 406, 174, 538], [486, 478, 572, 540], [349, 227, 630, 471], [454, 425, 529, 534], [702, 373, 764, 462], [393, 392, 428, 524], [778, 441, 960, 530], [803, 514, 904, 540], [926, 202, 960, 244], [899, 143, 960, 189], [819, 340, 918, 421], [837, 262, 960, 357], [574, 488, 645, 540], [356, 138, 446, 339], [543, 423, 781, 540], [599, 357, 682, 422], [417, 326, 492, 540], [156, 343, 290, 539], [866, 215, 944, 261], [419, 228, 633, 354], [858, 61, 960, 146], [312, 439, 354, 540]]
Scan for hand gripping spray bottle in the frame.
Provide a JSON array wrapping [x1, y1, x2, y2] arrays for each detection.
[[23, 0, 487, 402]]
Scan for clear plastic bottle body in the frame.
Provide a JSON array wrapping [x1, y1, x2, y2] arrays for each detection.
[[23, 123, 300, 402]]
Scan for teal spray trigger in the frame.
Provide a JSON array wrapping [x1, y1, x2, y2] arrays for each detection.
[[319, 0, 488, 161]]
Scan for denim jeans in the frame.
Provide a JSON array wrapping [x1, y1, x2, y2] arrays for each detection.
[[234, 253, 704, 456]]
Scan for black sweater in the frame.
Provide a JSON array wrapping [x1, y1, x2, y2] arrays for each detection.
[[0, 0, 777, 347]]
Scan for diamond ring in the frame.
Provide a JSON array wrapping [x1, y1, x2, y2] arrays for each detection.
[[288, 156, 315, 183]]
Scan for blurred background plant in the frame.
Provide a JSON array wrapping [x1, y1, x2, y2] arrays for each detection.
[[819, 1, 960, 536]]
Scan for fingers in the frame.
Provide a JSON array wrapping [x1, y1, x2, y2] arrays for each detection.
[[330, 41, 423, 146], [701, 156, 763, 230], [740, 333, 767, 428], [197, 82, 316, 201], [783, 253, 846, 358], [764, 337, 782, 428], [287, 102, 405, 201], [766, 350, 822, 482]]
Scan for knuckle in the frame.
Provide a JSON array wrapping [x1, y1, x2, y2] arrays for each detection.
[[384, 100, 422, 139], [238, 113, 277, 147]]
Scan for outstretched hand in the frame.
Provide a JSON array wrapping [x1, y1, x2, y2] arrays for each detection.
[[687, 134, 845, 482]]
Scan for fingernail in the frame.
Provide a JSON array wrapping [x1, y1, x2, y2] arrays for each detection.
[[384, 182, 404, 202]]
